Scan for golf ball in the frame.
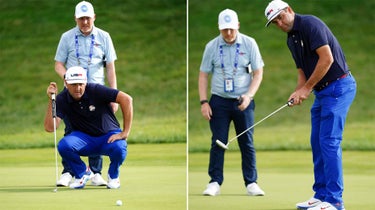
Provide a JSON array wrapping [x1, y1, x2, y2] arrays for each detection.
[[116, 200, 123, 206]]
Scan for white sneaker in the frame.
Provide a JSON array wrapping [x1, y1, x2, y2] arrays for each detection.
[[69, 171, 92, 189], [246, 183, 265, 196], [296, 197, 322, 210], [91, 173, 107, 186], [107, 175, 120, 189], [203, 182, 220, 196], [56, 172, 72, 187], [307, 202, 345, 210]]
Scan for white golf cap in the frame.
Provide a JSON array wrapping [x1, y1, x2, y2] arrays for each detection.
[[65, 66, 87, 84], [218, 9, 239, 30], [75, 1, 95, 18], [264, 0, 289, 27]]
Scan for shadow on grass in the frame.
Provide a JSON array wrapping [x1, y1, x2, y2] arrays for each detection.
[[190, 193, 249, 197], [0, 185, 109, 193]]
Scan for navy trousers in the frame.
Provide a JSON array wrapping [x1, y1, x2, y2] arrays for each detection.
[[208, 94, 257, 186]]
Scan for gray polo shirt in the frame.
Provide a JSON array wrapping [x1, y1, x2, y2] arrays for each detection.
[[55, 26, 117, 85], [200, 32, 264, 98]]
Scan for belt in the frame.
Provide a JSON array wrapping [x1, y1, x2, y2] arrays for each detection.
[[313, 72, 350, 91]]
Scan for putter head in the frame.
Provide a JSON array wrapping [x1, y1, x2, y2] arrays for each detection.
[[215, 139, 228, 150]]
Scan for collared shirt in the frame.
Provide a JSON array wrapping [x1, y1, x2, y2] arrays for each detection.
[[55, 26, 117, 85], [287, 14, 349, 86], [200, 32, 264, 98], [56, 83, 120, 136]]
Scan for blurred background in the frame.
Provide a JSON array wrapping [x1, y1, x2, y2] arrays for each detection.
[[188, 0, 375, 152], [0, 0, 186, 148]]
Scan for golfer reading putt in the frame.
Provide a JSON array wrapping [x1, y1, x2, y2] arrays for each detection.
[[54, 0, 120, 187], [44, 66, 133, 189]]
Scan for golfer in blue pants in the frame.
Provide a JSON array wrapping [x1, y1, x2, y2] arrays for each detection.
[[44, 66, 133, 189], [311, 75, 356, 205], [58, 130, 127, 180], [264, 0, 357, 209]]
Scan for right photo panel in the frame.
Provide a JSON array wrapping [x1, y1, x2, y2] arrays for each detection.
[[188, 0, 373, 209]]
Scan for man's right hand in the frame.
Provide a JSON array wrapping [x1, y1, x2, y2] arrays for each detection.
[[201, 103, 212, 121], [47, 82, 58, 99]]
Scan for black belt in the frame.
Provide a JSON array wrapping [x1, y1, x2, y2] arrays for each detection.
[[313, 72, 350, 91]]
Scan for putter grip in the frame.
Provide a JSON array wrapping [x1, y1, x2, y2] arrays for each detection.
[[51, 94, 56, 118], [287, 98, 294, 106]]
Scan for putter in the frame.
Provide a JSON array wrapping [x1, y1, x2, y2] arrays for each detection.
[[216, 99, 294, 150], [51, 93, 58, 192]]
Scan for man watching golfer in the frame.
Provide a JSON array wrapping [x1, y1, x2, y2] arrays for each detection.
[[54, 1, 118, 186], [264, 1, 356, 210], [44, 66, 133, 189], [198, 9, 265, 196]]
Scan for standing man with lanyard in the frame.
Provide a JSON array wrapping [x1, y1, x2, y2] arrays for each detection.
[[54, 1, 118, 187], [199, 9, 265, 196], [264, 1, 356, 210]]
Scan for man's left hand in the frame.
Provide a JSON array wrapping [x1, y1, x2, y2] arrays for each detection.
[[238, 94, 252, 111], [107, 132, 127, 143]]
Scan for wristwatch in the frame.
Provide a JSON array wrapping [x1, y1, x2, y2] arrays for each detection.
[[200, 100, 209, 105]]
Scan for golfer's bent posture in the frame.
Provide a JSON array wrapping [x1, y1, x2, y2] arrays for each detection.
[[264, 1, 356, 209], [44, 66, 133, 189], [54, 0, 119, 187]]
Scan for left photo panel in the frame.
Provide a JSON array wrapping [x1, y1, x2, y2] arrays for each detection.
[[0, 0, 187, 209]]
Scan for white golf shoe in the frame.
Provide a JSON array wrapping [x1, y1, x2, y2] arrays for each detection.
[[91, 173, 107, 186], [307, 202, 345, 210], [203, 182, 220, 196], [246, 183, 265, 196], [107, 175, 120, 189], [56, 172, 72, 187], [69, 171, 93, 189], [296, 197, 322, 209]]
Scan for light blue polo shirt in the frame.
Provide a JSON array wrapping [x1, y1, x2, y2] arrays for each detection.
[[200, 32, 264, 98], [55, 26, 117, 85]]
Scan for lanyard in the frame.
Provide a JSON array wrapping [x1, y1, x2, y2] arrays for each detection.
[[75, 34, 95, 69], [219, 43, 240, 79]]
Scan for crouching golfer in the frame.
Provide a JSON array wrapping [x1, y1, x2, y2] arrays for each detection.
[[44, 66, 133, 189]]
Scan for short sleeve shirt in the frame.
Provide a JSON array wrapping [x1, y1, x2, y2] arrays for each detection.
[[56, 83, 120, 136], [55, 26, 117, 85], [287, 14, 349, 86], [200, 32, 264, 98]]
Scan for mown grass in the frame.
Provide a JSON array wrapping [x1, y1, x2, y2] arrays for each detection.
[[188, 0, 375, 152], [0, 144, 186, 210], [189, 151, 375, 210], [0, 0, 186, 148]]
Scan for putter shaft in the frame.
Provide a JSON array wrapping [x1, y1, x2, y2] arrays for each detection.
[[216, 99, 293, 149]]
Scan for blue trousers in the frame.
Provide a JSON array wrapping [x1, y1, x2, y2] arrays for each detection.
[[62, 116, 103, 175], [311, 74, 356, 205], [58, 129, 127, 179], [208, 95, 257, 186]]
